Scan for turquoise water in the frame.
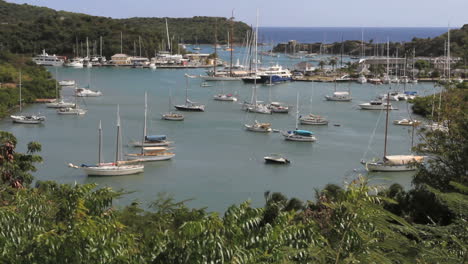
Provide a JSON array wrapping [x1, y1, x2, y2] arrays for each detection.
[[0, 51, 440, 211]]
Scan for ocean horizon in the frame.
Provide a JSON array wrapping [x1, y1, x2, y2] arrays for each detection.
[[258, 26, 450, 44]]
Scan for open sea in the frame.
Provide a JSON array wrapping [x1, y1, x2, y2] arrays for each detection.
[[0, 28, 444, 212], [258, 27, 449, 43]]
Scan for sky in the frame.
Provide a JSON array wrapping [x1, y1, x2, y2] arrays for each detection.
[[6, 0, 468, 27]]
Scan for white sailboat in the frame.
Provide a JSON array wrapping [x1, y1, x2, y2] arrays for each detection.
[[57, 90, 87, 115], [299, 91, 328, 125], [76, 69, 102, 97], [244, 120, 272, 132], [213, 82, 237, 102], [174, 74, 205, 112], [364, 93, 424, 172], [81, 109, 144, 176], [359, 100, 396, 110], [282, 93, 317, 142], [131, 92, 172, 147], [162, 85, 184, 121], [46, 68, 75, 108], [59, 80, 76, 86], [10, 72, 46, 124], [325, 82, 352, 101]]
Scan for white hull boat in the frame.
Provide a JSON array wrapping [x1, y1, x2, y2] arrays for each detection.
[[359, 101, 396, 110], [244, 121, 272, 132], [393, 119, 421, 126], [365, 155, 424, 172], [46, 101, 75, 108], [11, 115, 45, 124], [199, 75, 241, 81], [161, 112, 184, 121], [213, 94, 237, 101], [282, 131, 316, 142], [57, 107, 87, 115], [59, 80, 76, 86], [299, 114, 329, 125], [126, 153, 175, 162], [82, 164, 144, 176], [76, 88, 102, 97]]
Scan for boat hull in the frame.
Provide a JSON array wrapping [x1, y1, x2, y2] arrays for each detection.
[[11, 115, 45, 124], [282, 132, 316, 142], [325, 96, 352, 102], [174, 105, 205, 112], [199, 75, 241, 81], [126, 154, 175, 162], [365, 162, 417, 172], [299, 119, 329, 125], [131, 141, 172, 147], [82, 165, 144, 176], [244, 124, 271, 132]]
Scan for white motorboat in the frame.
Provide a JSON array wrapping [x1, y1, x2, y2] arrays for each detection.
[[174, 75, 205, 112], [80, 109, 144, 176], [363, 93, 424, 171], [57, 107, 87, 115], [59, 80, 76, 86], [393, 119, 421, 126], [359, 101, 396, 110], [32, 49, 64, 66], [282, 93, 317, 142], [10, 72, 46, 124], [213, 93, 237, 102], [299, 114, 329, 125], [264, 154, 290, 164], [268, 102, 289, 113], [65, 59, 84, 68], [244, 120, 272, 132], [357, 75, 367, 84], [76, 87, 102, 97]]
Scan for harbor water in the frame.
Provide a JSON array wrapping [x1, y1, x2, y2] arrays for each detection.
[[0, 49, 440, 212]]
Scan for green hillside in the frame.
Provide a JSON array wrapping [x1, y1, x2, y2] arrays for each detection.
[[0, 0, 251, 58]]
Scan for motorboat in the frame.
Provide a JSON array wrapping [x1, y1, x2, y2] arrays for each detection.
[[213, 93, 237, 102], [59, 80, 76, 86], [264, 154, 290, 164], [268, 102, 289, 113], [299, 114, 329, 125], [359, 101, 396, 110], [356, 75, 367, 84], [32, 49, 64, 66], [76, 87, 102, 97], [393, 119, 421, 126], [244, 120, 272, 132], [161, 112, 185, 121]]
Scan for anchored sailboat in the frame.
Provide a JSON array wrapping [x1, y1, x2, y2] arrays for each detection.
[[174, 74, 205, 112], [282, 93, 316, 142], [10, 72, 46, 124]]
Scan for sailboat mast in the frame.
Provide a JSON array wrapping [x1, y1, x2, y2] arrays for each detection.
[[185, 75, 188, 103], [253, 10, 259, 107], [295, 92, 299, 130], [86, 37, 89, 58], [120, 32, 123, 54], [165, 19, 171, 53], [55, 67, 58, 100], [115, 105, 122, 163], [98, 120, 102, 164], [383, 92, 390, 159], [19, 71, 22, 112], [100, 36, 103, 57], [214, 19, 217, 75], [139, 36, 142, 57], [229, 10, 234, 77], [386, 39, 389, 77], [447, 26, 451, 82], [142, 92, 147, 155]]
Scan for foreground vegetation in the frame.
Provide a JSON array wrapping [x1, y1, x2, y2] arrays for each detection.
[[0, 0, 250, 58], [0, 51, 55, 117], [0, 82, 466, 263]]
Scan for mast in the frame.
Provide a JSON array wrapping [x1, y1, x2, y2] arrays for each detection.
[[100, 36, 103, 57], [98, 120, 102, 165], [86, 37, 89, 59], [185, 74, 189, 103], [120, 32, 123, 54], [139, 36, 142, 57], [165, 19, 171, 53], [386, 39, 389, 77], [19, 71, 22, 112], [214, 19, 217, 75], [55, 67, 58, 100], [447, 25, 451, 82], [229, 9, 234, 77], [115, 105, 122, 163], [142, 92, 147, 155], [383, 92, 390, 159], [253, 10, 259, 107], [295, 92, 299, 130]]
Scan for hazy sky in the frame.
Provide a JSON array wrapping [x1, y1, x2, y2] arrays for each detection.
[[6, 0, 467, 27]]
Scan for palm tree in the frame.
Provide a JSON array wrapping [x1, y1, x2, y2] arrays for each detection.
[[329, 58, 337, 71], [318, 60, 326, 70]]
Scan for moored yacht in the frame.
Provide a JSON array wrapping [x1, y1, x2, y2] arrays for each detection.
[[359, 100, 396, 110], [32, 50, 64, 66]]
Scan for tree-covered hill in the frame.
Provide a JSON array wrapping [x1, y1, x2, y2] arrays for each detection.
[[0, 0, 251, 58]]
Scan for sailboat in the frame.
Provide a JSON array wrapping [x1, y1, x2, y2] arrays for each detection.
[[281, 93, 317, 142], [364, 93, 424, 171], [10, 72, 46, 124], [81, 111, 145, 176], [300, 89, 328, 125], [193, 37, 201, 50], [131, 92, 172, 147], [174, 74, 205, 112], [162, 85, 184, 121], [325, 81, 352, 101], [46, 68, 76, 108], [57, 88, 87, 115], [127, 93, 175, 161], [76, 70, 102, 97]]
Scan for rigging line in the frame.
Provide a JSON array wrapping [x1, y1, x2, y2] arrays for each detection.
[[361, 106, 385, 161]]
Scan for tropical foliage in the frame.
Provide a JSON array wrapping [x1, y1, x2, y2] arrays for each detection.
[[0, 51, 56, 117]]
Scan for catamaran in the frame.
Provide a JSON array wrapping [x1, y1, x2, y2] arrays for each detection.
[[10, 72, 46, 124], [81, 110, 144, 176]]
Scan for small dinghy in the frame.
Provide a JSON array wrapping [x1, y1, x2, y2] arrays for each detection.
[[264, 154, 290, 164]]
